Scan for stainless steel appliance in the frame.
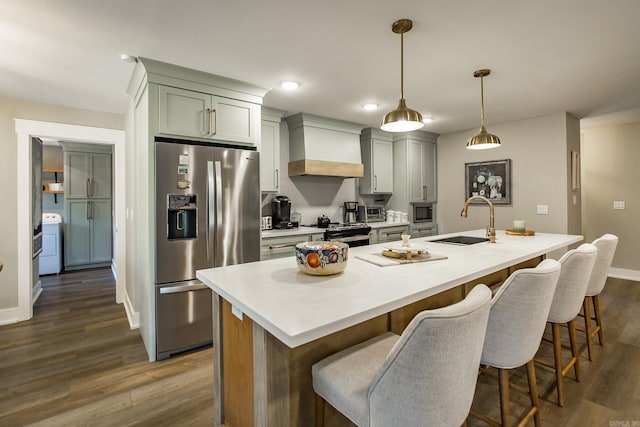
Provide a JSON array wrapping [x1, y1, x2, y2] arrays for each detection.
[[361, 205, 385, 223], [412, 202, 434, 223], [32, 137, 43, 258], [324, 223, 371, 247], [343, 201, 359, 224], [155, 139, 260, 360]]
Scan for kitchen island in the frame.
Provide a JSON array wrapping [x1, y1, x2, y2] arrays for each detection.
[[197, 229, 582, 427]]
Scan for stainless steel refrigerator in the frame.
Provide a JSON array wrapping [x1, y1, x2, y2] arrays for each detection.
[[155, 139, 260, 360]]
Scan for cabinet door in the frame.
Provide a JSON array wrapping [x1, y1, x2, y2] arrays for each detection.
[[422, 142, 437, 202], [408, 140, 425, 202], [372, 139, 393, 193], [66, 152, 90, 198], [211, 96, 259, 145], [90, 200, 112, 263], [260, 120, 280, 192], [158, 86, 211, 139], [65, 200, 91, 266], [89, 154, 112, 198]]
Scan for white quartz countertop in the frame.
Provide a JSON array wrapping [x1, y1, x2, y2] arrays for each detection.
[[368, 221, 410, 229], [197, 229, 582, 348]]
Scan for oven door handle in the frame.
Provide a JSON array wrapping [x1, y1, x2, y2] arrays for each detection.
[[332, 235, 370, 243]]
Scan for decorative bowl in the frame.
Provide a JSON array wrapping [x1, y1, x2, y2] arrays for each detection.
[[295, 241, 349, 276]]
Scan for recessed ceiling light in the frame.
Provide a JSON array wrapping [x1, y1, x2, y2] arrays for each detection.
[[281, 81, 299, 90], [422, 117, 434, 124], [120, 54, 138, 63], [363, 103, 379, 111]]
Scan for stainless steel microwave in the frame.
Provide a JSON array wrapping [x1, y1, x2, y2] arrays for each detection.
[[364, 205, 385, 222], [411, 202, 434, 223]]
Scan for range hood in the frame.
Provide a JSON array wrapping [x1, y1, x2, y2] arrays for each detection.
[[284, 113, 364, 178]]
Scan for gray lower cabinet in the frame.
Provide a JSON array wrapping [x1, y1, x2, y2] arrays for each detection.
[[261, 233, 324, 260], [65, 199, 112, 268], [373, 225, 410, 244], [410, 223, 438, 239]]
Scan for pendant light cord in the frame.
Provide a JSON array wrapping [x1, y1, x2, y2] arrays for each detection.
[[400, 29, 404, 100], [480, 76, 485, 127]]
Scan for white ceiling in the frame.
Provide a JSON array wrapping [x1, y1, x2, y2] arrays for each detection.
[[3, 0, 640, 135]]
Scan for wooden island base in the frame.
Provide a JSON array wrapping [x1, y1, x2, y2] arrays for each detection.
[[213, 255, 544, 427]]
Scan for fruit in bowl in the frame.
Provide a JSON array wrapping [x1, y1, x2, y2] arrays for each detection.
[[295, 241, 349, 276]]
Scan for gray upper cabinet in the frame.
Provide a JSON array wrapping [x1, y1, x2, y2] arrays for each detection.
[[389, 130, 438, 212], [158, 85, 260, 145], [65, 152, 112, 199], [360, 128, 393, 194], [260, 107, 286, 192], [408, 140, 437, 202]]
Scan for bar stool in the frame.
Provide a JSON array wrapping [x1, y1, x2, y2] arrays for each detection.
[[535, 243, 597, 407], [312, 285, 492, 427], [579, 234, 618, 361], [469, 259, 561, 427]]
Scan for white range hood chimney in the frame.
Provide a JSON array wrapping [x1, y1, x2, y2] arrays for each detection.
[[284, 113, 364, 178]]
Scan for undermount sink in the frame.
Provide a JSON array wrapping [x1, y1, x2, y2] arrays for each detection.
[[431, 236, 490, 245]]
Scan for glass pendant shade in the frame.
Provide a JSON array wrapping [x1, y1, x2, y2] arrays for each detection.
[[381, 99, 424, 132], [466, 69, 501, 149]]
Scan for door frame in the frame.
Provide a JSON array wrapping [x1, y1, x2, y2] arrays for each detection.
[[15, 119, 125, 321]]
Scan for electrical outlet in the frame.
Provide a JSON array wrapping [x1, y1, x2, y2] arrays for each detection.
[[613, 201, 626, 210], [537, 205, 549, 215]]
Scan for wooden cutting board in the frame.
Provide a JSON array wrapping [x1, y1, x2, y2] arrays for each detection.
[[505, 229, 535, 236]]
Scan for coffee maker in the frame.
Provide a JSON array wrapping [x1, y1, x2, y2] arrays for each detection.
[[343, 201, 359, 224], [271, 195, 297, 229]]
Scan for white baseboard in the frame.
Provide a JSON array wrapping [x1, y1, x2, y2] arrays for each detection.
[[32, 280, 43, 305], [0, 307, 19, 326], [123, 288, 140, 330], [609, 268, 640, 282]]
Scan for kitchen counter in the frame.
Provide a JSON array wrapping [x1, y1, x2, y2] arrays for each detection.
[[367, 220, 409, 229], [197, 229, 582, 426]]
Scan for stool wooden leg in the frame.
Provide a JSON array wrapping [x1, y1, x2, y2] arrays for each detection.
[[526, 359, 541, 427], [498, 368, 511, 427], [568, 319, 581, 381], [583, 297, 594, 361], [594, 295, 604, 345], [315, 394, 325, 427], [551, 322, 565, 407]]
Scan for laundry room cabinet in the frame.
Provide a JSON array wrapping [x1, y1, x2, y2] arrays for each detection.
[[62, 143, 113, 270]]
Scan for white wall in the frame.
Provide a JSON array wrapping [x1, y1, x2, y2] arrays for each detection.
[[437, 112, 580, 238], [581, 120, 640, 272]]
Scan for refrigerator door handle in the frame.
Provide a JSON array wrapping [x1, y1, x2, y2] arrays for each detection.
[[214, 160, 223, 265], [159, 282, 209, 294], [207, 161, 214, 262]]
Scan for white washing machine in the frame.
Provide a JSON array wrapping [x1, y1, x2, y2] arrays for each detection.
[[40, 213, 62, 275]]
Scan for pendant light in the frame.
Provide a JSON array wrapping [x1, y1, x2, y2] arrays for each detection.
[[466, 69, 501, 149], [381, 19, 424, 132]]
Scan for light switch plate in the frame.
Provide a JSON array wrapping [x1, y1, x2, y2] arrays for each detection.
[[537, 205, 549, 215], [614, 201, 626, 210]]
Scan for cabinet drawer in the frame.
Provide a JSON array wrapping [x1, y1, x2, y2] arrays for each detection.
[[410, 224, 437, 239], [261, 233, 324, 260], [377, 226, 409, 243]]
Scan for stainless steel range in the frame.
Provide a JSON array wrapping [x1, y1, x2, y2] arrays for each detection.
[[323, 223, 372, 247]]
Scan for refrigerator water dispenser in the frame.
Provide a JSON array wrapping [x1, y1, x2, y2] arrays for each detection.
[[167, 194, 197, 240]]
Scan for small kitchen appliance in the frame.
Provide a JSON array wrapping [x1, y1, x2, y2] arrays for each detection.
[[343, 201, 359, 224], [271, 195, 298, 229]]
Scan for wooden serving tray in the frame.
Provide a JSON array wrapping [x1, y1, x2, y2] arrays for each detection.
[[505, 229, 535, 236], [382, 249, 429, 260]]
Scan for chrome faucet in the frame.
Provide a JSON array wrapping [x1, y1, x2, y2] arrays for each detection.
[[461, 196, 496, 243]]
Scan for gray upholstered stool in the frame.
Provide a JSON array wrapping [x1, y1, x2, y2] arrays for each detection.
[[469, 259, 561, 427], [535, 243, 597, 407], [312, 285, 492, 427], [579, 234, 618, 361]]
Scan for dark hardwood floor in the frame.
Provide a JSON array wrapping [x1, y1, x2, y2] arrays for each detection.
[[0, 270, 638, 426]]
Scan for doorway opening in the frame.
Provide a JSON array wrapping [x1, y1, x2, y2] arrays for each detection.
[[15, 119, 126, 323]]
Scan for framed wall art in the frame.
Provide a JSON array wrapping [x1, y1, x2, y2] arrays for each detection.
[[465, 159, 512, 204]]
